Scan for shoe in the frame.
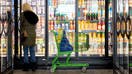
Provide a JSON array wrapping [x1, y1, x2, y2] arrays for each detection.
[[22, 63, 29, 71], [30, 62, 37, 71]]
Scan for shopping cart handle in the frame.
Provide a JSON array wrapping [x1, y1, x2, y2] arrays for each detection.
[[73, 49, 88, 52], [51, 30, 58, 35]]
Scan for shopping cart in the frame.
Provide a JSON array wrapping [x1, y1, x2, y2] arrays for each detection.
[[51, 29, 89, 72]]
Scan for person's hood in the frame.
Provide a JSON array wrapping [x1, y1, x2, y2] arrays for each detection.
[[22, 3, 32, 11], [23, 10, 39, 25]]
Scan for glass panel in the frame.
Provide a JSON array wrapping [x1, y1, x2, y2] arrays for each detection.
[[124, 0, 130, 73], [116, 0, 130, 73], [108, 0, 113, 56], [0, 0, 13, 72], [116, 0, 122, 72], [116, 0, 124, 73], [78, 0, 105, 57], [48, 0, 75, 57], [129, 0, 132, 70], [21, 0, 45, 56]]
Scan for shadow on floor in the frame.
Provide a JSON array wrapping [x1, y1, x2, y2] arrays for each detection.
[[13, 70, 113, 74]]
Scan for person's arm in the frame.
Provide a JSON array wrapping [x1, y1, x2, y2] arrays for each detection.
[[20, 13, 26, 34]]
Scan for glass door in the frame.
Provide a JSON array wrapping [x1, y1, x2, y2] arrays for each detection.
[[115, 0, 130, 74], [78, 0, 105, 57], [128, 0, 132, 73], [117, 0, 125, 73], [48, 0, 75, 57], [116, 0, 124, 73], [0, 0, 13, 73], [124, 0, 130, 74], [108, 0, 113, 57], [20, 0, 45, 57], [114, 0, 121, 72]]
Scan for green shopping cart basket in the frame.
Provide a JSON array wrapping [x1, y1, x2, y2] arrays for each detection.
[[50, 29, 89, 72]]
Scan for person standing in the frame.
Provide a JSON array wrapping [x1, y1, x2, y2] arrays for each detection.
[[20, 3, 38, 71]]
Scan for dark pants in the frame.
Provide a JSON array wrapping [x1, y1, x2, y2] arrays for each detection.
[[23, 46, 36, 64]]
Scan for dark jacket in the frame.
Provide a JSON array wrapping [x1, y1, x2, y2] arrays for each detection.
[[20, 10, 38, 46]]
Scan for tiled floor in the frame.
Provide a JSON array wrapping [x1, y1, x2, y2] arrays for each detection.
[[13, 70, 113, 74]]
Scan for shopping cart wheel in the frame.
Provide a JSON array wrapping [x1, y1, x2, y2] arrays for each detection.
[[50, 68, 55, 72], [81, 67, 87, 73]]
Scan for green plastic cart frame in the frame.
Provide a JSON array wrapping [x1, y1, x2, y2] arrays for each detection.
[[129, 63, 132, 67], [50, 30, 89, 72]]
